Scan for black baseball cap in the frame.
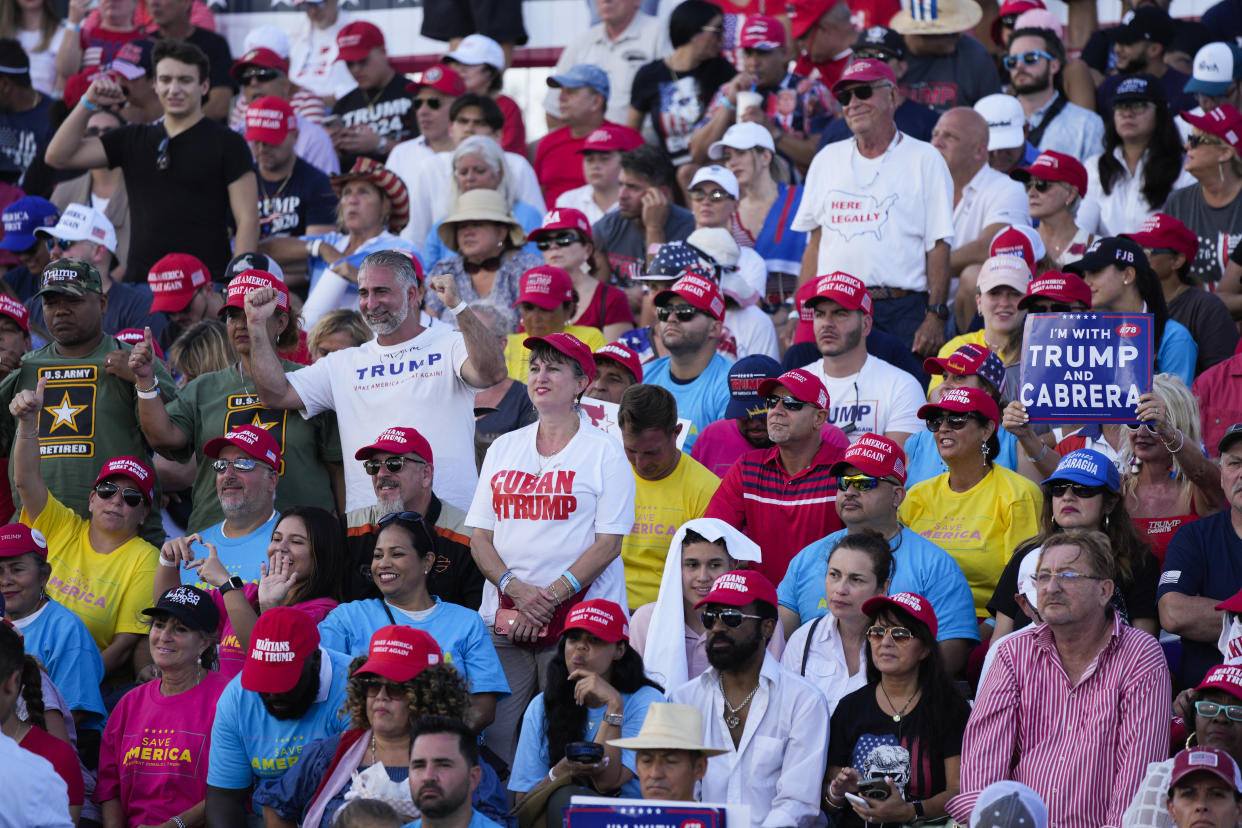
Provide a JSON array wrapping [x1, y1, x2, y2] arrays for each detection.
[[143, 585, 220, 632], [1112, 73, 1164, 105], [1220, 423, 1242, 455], [1113, 7, 1175, 47], [854, 26, 905, 59], [1064, 237, 1151, 277]]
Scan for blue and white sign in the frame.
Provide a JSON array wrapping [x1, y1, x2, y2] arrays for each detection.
[[1018, 313, 1153, 423]]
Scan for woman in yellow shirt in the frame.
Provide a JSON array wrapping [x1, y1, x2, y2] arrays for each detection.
[[503, 265, 605, 381], [899, 386, 1042, 622]]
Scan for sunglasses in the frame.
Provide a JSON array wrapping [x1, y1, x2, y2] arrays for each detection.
[[212, 457, 260, 473], [240, 68, 280, 85], [1025, 178, 1055, 193], [156, 136, 170, 172], [866, 625, 915, 642], [1048, 481, 1107, 498], [701, 608, 763, 629], [1188, 134, 1225, 149], [364, 456, 426, 475], [688, 188, 733, 203], [535, 232, 582, 251], [837, 474, 893, 492], [999, 13, 1018, 27], [84, 125, 116, 138], [837, 83, 888, 106], [766, 395, 808, 412], [853, 50, 895, 62], [48, 237, 79, 251], [1196, 700, 1242, 722], [358, 676, 407, 698], [95, 481, 144, 507], [1024, 301, 1073, 313], [412, 97, 443, 110], [924, 413, 977, 431], [1003, 50, 1053, 69], [657, 305, 699, 323]]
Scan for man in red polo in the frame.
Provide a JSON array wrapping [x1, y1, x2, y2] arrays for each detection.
[[705, 368, 843, 583]]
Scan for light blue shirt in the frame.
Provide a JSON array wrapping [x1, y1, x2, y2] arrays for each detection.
[[304, 230, 421, 296], [1156, 318, 1197, 389], [902, 427, 1020, 489], [317, 598, 509, 695], [1027, 92, 1106, 161], [643, 353, 734, 451], [777, 527, 980, 643], [183, 512, 281, 588], [421, 200, 544, 269], [404, 810, 507, 828], [15, 599, 106, 730]]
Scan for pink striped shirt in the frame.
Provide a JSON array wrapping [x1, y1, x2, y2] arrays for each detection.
[[947, 615, 1170, 828]]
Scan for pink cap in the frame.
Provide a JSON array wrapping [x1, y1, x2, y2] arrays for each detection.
[[694, 569, 779, 610], [354, 426, 434, 463], [1122, 212, 1198, 263], [757, 368, 830, 409], [0, 294, 29, 333], [94, 456, 155, 502], [528, 208, 593, 244], [148, 253, 210, 313], [514, 266, 574, 311], [405, 64, 466, 97], [242, 607, 320, 693], [115, 328, 165, 360], [524, 332, 597, 381], [918, 386, 1000, 426], [739, 14, 786, 49], [335, 21, 384, 63], [977, 255, 1032, 295], [832, 58, 896, 96], [0, 523, 46, 559], [563, 599, 630, 642], [862, 592, 939, 637], [829, 434, 908, 483], [220, 269, 289, 314], [1018, 271, 1093, 309], [654, 273, 726, 322], [1169, 746, 1242, 793], [204, 423, 281, 469], [577, 123, 644, 154], [245, 96, 297, 146], [805, 271, 874, 315], [592, 343, 643, 383], [355, 625, 442, 682], [1012, 150, 1088, 197]]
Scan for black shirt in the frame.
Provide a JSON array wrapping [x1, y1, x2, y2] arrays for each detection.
[[331, 73, 414, 171], [258, 157, 339, 239], [101, 117, 254, 283], [630, 56, 736, 165]]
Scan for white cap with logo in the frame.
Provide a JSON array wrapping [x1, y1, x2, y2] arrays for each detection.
[[35, 203, 117, 254]]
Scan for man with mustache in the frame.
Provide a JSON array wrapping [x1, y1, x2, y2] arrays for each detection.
[[406, 715, 505, 828]]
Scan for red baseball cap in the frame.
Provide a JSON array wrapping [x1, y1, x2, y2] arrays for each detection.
[[514, 265, 574, 311], [757, 368, 830, 409], [991, 0, 1045, 43], [1218, 589, 1242, 614], [528, 208, 593, 245], [94, 456, 155, 502], [115, 328, 165, 360], [1169, 746, 1242, 793], [335, 21, 385, 63], [924, 343, 1007, 394], [0, 523, 47, 559], [739, 14, 786, 49], [829, 433, 908, 483], [524, 332, 597, 381], [832, 59, 897, 96], [245, 96, 297, 146], [804, 271, 874, 315], [1018, 271, 1093, 310], [790, 0, 837, 39], [148, 253, 209, 313], [354, 625, 442, 682], [405, 64, 466, 97], [220, 269, 289, 315], [242, 607, 320, 693], [1011, 150, 1088, 198], [862, 592, 939, 637], [563, 599, 630, 642], [1198, 664, 1242, 702], [354, 426, 434, 463], [792, 278, 819, 344], [1121, 212, 1198, 263], [694, 569, 779, 610], [0, 294, 29, 333], [577, 123, 644, 154], [1181, 104, 1242, 153], [592, 343, 643, 383], [918, 386, 1000, 426], [989, 225, 1045, 276], [204, 423, 282, 470], [230, 47, 289, 79], [654, 273, 726, 322]]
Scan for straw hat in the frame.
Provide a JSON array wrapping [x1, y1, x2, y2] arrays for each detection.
[[607, 703, 729, 756], [331, 157, 410, 234], [890, 0, 983, 36], [437, 189, 527, 252]]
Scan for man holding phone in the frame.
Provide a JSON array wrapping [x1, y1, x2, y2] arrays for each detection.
[[591, 145, 695, 277], [328, 21, 412, 171]]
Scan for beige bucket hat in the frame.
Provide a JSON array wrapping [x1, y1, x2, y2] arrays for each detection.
[[890, 0, 983, 35], [607, 703, 729, 756], [437, 188, 527, 252]]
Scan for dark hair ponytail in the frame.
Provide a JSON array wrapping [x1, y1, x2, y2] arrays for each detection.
[[19, 655, 45, 730]]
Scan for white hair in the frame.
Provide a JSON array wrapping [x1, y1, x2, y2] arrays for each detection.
[[448, 135, 516, 210]]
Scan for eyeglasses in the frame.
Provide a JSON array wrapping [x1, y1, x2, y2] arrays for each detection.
[[1033, 570, 1106, 587], [1024, 301, 1073, 314], [84, 125, 116, 138], [412, 97, 443, 110], [700, 24, 723, 34], [363, 456, 426, 475], [212, 457, 260, 473], [1003, 50, 1053, 70], [688, 188, 733, 202], [94, 481, 144, 507], [535, 231, 582, 251], [852, 50, 895, 62], [866, 625, 915, 643], [1196, 700, 1242, 722], [1188, 134, 1225, 149], [156, 136, 170, 172], [701, 608, 763, 629], [376, 510, 438, 552], [924, 413, 977, 431], [1025, 178, 1054, 193], [240, 68, 281, 85], [1048, 481, 1107, 498], [837, 474, 893, 492], [837, 83, 888, 106], [358, 676, 407, 698], [1113, 100, 1154, 114], [656, 305, 699, 323], [766, 395, 808, 412]]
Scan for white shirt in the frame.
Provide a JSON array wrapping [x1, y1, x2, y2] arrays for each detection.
[[725, 305, 779, 359], [386, 136, 437, 203], [543, 12, 672, 124], [668, 653, 830, 828], [0, 731, 72, 828], [17, 25, 65, 97], [286, 324, 483, 512], [466, 418, 636, 625], [799, 353, 926, 442], [780, 614, 867, 715], [1077, 147, 1196, 237], [793, 132, 954, 291], [951, 163, 1031, 250], [555, 184, 618, 225], [289, 16, 358, 100]]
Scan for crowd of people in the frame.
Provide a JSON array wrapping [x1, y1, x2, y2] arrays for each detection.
[[6, 0, 1242, 826]]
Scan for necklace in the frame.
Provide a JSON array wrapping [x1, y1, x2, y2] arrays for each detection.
[[362, 83, 386, 112], [879, 681, 919, 723], [371, 733, 377, 766], [719, 673, 760, 729]]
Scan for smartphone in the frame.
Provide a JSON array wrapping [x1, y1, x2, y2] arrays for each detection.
[[322, 114, 345, 130], [492, 608, 547, 638], [565, 741, 605, 764], [857, 779, 892, 801], [843, 792, 869, 809]]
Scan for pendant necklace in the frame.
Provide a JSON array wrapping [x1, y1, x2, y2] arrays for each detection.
[[719, 673, 760, 729], [879, 681, 918, 723]]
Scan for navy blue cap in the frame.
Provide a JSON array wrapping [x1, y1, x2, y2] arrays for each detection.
[[1064, 236, 1150, 277], [143, 585, 220, 632], [1041, 448, 1121, 492], [725, 354, 782, 419], [547, 63, 610, 98], [0, 196, 58, 252], [1112, 73, 1164, 105]]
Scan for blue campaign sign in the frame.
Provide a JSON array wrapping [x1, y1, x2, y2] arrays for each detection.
[[1018, 313, 1154, 423]]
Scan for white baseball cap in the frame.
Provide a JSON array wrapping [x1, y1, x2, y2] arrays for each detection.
[[974, 93, 1026, 151], [689, 165, 740, 200], [707, 121, 776, 160], [243, 25, 291, 59], [35, 203, 117, 254], [970, 781, 1047, 828], [443, 34, 504, 73], [1185, 41, 1242, 97]]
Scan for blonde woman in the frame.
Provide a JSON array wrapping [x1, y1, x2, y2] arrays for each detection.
[[167, 319, 236, 388], [307, 309, 371, 361]]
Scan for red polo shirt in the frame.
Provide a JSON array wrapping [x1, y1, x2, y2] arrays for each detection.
[[1193, 353, 1242, 458], [533, 120, 643, 205]]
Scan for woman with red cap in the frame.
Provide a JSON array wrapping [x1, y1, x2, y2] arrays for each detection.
[[503, 265, 606, 381], [530, 207, 634, 342]]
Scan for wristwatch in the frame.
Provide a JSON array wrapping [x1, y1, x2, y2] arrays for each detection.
[[218, 575, 245, 595], [927, 303, 951, 320], [911, 799, 925, 821], [603, 712, 624, 726]]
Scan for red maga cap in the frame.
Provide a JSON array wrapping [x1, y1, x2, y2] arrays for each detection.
[[592, 343, 643, 383], [918, 386, 1000, 425], [805, 271, 873, 315], [245, 96, 297, 146], [405, 64, 466, 97], [514, 265, 575, 311], [221, 269, 290, 314], [989, 225, 1044, 276], [829, 433, 908, 483], [1170, 746, 1242, 793], [528, 207, 593, 244], [335, 21, 384, 63], [0, 294, 29, 333], [1011, 150, 1088, 197], [563, 599, 630, 642], [94, 456, 154, 502], [577, 123, 644, 154], [354, 426, 434, 463], [355, 625, 442, 682], [757, 368, 830, 409], [739, 14, 786, 49], [524, 332, 597, 381], [204, 423, 281, 470], [241, 606, 320, 694], [654, 273, 726, 321], [0, 523, 46, 559], [1121, 212, 1198, 263], [790, 0, 838, 38], [1181, 104, 1242, 153], [115, 328, 165, 360], [148, 253, 210, 313], [1198, 664, 1242, 702], [1018, 271, 1093, 310], [924, 343, 1007, 394], [863, 592, 939, 637], [231, 47, 289, 79], [695, 569, 779, 609]]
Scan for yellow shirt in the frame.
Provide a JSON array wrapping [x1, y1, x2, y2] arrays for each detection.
[[926, 330, 1018, 394], [23, 493, 159, 652], [622, 453, 721, 609], [504, 326, 607, 382], [898, 465, 1042, 617]]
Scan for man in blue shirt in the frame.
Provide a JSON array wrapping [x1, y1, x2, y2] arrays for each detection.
[[404, 716, 506, 828], [776, 433, 979, 674]]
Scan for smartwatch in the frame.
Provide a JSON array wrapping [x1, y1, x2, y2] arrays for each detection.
[[218, 575, 245, 595], [928, 303, 951, 320]]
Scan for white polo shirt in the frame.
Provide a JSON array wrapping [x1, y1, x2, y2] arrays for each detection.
[[951, 163, 1031, 250]]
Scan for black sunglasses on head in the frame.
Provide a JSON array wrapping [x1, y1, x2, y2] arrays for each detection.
[[95, 481, 144, 507], [376, 510, 438, 552], [657, 305, 699, 323]]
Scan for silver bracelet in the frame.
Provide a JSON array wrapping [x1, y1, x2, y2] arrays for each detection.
[[1162, 428, 1185, 453], [136, 377, 160, 399], [170, 817, 187, 828], [449, 300, 468, 316]]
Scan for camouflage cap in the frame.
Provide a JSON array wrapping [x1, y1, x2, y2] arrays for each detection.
[[35, 257, 103, 298]]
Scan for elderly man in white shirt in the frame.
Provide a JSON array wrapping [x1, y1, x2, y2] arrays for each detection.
[[668, 570, 829, 828]]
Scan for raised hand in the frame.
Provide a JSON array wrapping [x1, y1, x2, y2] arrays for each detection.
[[9, 375, 45, 426], [127, 327, 157, 383]]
